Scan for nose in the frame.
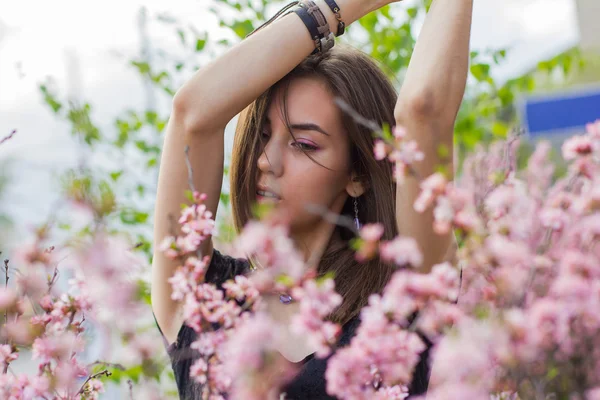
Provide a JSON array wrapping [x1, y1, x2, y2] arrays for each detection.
[[257, 137, 283, 177]]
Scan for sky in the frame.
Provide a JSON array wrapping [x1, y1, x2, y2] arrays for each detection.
[[0, 0, 581, 244]]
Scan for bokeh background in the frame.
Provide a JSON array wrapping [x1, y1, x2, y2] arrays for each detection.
[[1, 0, 599, 397]]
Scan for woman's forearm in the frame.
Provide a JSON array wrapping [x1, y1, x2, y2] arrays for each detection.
[[396, 0, 473, 119], [175, 0, 380, 133]]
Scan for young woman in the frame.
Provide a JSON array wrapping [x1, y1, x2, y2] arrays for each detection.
[[152, 0, 473, 398]]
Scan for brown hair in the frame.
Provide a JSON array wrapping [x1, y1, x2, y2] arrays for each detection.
[[230, 44, 399, 325]]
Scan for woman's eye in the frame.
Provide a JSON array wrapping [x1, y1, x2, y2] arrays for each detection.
[[292, 141, 317, 151]]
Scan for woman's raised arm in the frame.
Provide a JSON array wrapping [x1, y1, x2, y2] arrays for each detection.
[[174, 0, 387, 134], [151, 0, 390, 344], [393, 0, 474, 274]]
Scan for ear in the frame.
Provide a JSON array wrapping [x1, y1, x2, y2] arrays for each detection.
[[345, 173, 367, 198]]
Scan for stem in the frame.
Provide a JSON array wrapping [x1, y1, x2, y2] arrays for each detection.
[[0, 129, 16, 146], [4, 258, 8, 327], [334, 97, 422, 181], [334, 98, 382, 133], [518, 172, 582, 307], [128, 379, 134, 400], [86, 360, 126, 371], [76, 369, 111, 395]]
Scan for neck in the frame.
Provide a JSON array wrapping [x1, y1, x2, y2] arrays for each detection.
[[290, 218, 338, 268]]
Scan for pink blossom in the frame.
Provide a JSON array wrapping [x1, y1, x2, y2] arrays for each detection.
[[222, 275, 260, 303], [430, 318, 501, 390], [32, 332, 84, 363], [379, 236, 423, 268], [374, 385, 409, 399], [0, 287, 18, 312], [360, 223, 385, 242], [539, 207, 570, 231], [417, 300, 463, 338], [190, 358, 208, 384], [356, 223, 385, 261], [222, 313, 297, 400], [290, 278, 343, 357], [82, 378, 105, 399], [562, 134, 595, 160], [389, 140, 425, 166], [191, 330, 227, 358], [393, 125, 407, 139], [374, 140, 389, 160], [158, 235, 179, 259], [0, 344, 18, 366], [414, 173, 447, 213], [234, 220, 307, 291], [326, 323, 425, 399], [433, 196, 454, 234]]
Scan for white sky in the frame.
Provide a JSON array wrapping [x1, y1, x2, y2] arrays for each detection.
[[0, 0, 581, 244]]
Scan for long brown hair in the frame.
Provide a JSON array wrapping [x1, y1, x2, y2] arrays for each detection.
[[230, 44, 399, 325]]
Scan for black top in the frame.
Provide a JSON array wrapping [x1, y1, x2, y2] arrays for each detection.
[[160, 249, 432, 399]]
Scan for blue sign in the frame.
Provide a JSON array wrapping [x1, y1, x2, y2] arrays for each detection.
[[520, 85, 600, 137]]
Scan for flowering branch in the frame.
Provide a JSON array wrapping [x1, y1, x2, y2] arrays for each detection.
[[76, 369, 111, 396]]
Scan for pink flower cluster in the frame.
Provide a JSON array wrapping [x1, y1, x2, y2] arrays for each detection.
[[0, 236, 105, 399], [420, 121, 600, 398], [163, 192, 317, 398], [354, 222, 423, 268], [290, 278, 343, 358], [233, 220, 307, 291], [1, 193, 168, 398], [222, 313, 298, 400], [374, 125, 424, 183], [325, 261, 461, 399]]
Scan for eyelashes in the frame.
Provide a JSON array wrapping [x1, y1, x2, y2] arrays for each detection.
[[292, 142, 318, 152], [260, 132, 319, 152]]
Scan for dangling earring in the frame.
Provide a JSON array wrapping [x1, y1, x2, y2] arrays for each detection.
[[354, 197, 361, 230]]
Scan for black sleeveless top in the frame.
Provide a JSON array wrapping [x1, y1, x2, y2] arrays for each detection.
[[160, 249, 433, 399]]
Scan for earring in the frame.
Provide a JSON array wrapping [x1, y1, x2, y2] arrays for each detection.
[[354, 197, 361, 230]]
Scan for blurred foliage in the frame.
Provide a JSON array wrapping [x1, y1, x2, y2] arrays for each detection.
[[35, 1, 588, 390]]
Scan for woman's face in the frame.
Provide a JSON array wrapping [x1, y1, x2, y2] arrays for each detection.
[[255, 77, 361, 235]]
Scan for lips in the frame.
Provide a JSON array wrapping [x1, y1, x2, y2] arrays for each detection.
[[256, 184, 281, 200]]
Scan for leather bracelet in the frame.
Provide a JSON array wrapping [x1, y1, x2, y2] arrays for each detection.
[[294, 5, 322, 55], [323, 0, 345, 36], [301, 0, 335, 53]]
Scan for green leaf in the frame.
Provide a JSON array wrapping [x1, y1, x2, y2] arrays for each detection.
[[230, 19, 255, 39], [130, 60, 151, 75], [436, 144, 450, 160], [406, 7, 418, 19], [177, 28, 186, 45], [109, 170, 124, 182], [120, 209, 149, 225], [220, 192, 230, 206], [196, 38, 207, 52], [470, 63, 491, 82], [491, 121, 509, 138]]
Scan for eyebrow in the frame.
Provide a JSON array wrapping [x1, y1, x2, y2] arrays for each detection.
[[265, 117, 331, 137]]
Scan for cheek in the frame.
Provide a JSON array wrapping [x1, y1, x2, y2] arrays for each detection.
[[282, 154, 349, 206]]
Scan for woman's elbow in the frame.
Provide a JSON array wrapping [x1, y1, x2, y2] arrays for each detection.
[[172, 87, 217, 134], [394, 89, 439, 122]]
